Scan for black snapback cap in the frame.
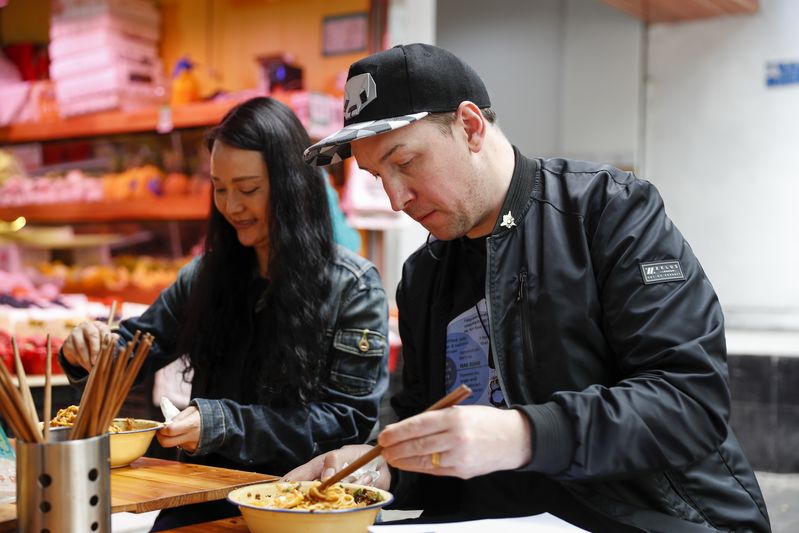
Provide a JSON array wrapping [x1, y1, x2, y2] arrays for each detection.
[[304, 43, 491, 166]]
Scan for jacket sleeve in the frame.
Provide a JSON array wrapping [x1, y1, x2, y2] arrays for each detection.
[[188, 264, 390, 472], [524, 177, 731, 480], [58, 258, 198, 385]]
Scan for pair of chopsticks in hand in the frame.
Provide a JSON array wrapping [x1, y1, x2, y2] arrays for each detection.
[[311, 384, 473, 498]]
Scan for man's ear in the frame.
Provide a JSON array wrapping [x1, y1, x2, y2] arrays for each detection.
[[456, 101, 487, 152]]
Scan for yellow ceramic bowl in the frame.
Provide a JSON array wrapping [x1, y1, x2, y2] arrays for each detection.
[[227, 481, 394, 533], [108, 418, 163, 468]]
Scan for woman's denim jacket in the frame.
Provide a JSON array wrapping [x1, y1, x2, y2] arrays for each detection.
[[60, 245, 389, 475]]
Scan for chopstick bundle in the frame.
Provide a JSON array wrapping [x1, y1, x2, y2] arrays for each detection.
[[68, 330, 154, 440], [313, 383, 473, 495], [0, 339, 42, 443], [96, 332, 150, 436], [69, 335, 115, 440]]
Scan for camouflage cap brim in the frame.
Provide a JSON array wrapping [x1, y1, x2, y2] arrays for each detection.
[[303, 112, 429, 166]]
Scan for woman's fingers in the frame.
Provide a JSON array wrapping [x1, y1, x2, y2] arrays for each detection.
[[157, 407, 200, 452], [63, 321, 108, 370]]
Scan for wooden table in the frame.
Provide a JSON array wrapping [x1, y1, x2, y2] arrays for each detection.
[[0, 457, 277, 531], [160, 516, 249, 532]]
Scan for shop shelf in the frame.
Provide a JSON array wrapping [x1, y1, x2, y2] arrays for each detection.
[[0, 195, 210, 223], [0, 99, 242, 143]]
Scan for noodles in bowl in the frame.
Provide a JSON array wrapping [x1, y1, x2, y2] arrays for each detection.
[[227, 481, 393, 533], [50, 405, 135, 433], [48, 406, 163, 467]]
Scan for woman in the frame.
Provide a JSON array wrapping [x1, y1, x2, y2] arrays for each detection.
[[60, 97, 389, 530]]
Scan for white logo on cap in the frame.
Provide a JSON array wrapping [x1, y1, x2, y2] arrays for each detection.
[[344, 73, 377, 120]]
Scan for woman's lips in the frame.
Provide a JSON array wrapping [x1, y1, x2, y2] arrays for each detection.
[[231, 219, 255, 229]]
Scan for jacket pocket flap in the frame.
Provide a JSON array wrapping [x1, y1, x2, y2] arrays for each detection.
[[333, 328, 386, 357]]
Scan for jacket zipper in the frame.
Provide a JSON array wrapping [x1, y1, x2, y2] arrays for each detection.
[[517, 269, 534, 363], [485, 239, 509, 403]]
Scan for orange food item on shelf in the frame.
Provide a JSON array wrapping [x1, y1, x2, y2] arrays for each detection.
[[38, 256, 189, 301], [188, 174, 212, 196], [162, 172, 189, 196], [102, 165, 165, 200]]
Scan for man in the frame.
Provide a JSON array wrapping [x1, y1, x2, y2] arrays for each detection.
[[289, 43, 770, 532]]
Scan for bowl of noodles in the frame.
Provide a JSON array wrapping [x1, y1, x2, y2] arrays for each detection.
[[49, 406, 164, 468], [227, 481, 393, 533]]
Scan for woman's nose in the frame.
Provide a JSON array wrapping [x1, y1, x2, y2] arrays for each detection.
[[226, 192, 243, 213]]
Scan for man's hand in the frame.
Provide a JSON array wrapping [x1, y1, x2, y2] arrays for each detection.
[[157, 406, 201, 453], [378, 405, 532, 479], [283, 444, 392, 490], [61, 321, 113, 371]]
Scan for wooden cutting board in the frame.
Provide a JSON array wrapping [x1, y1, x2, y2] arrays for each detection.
[[0, 457, 277, 531], [111, 457, 278, 513]]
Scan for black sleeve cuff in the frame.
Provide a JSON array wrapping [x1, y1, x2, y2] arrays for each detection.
[[512, 401, 575, 475]]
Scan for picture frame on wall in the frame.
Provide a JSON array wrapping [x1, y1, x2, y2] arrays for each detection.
[[322, 13, 368, 56]]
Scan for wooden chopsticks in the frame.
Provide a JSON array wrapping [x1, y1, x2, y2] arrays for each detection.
[[107, 300, 118, 327], [11, 337, 41, 433], [0, 340, 42, 443], [0, 324, 153, 443], [69, 330, 153, 440], [314, 384, 473, 494]]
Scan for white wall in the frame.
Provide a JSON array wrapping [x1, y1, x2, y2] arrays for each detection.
[[560, 0, 642, 167], [435, 0, 641, 166], [436, 0, 563, 157], [645, 0, 799, 329]]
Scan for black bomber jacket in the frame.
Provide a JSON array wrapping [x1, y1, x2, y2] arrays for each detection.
[[391, 148, 770, 532]]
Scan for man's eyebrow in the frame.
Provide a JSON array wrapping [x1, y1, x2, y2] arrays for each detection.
[[379, 143, 406, 164]]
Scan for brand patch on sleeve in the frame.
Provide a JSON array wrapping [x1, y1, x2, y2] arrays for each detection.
[[639, 259, 685, 285]]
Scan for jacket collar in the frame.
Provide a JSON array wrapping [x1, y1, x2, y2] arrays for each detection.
[[491, 145, 539, 235]]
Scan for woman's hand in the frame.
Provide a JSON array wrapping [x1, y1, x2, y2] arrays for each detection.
[[378, 405, 532, 479], [61, 321, 113, 371], [157, 406, 201, 453], [282, 444, 392, 491]]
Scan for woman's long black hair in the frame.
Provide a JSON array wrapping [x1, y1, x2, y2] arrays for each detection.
[[177, 97, 334, 405]]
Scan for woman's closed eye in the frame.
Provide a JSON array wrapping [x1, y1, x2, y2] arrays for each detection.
[[241, 187, 259, 195]]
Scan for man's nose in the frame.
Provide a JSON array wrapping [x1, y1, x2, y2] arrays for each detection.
[[383, 178, 413, 212]]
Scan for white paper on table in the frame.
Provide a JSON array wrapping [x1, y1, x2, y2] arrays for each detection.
[[369, 513, 589, 533]]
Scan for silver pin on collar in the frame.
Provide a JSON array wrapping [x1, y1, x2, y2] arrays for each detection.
[[500, 210, 516, 229]]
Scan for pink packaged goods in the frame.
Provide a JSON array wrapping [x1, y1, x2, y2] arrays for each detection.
[[50, 0, 160, 42]]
